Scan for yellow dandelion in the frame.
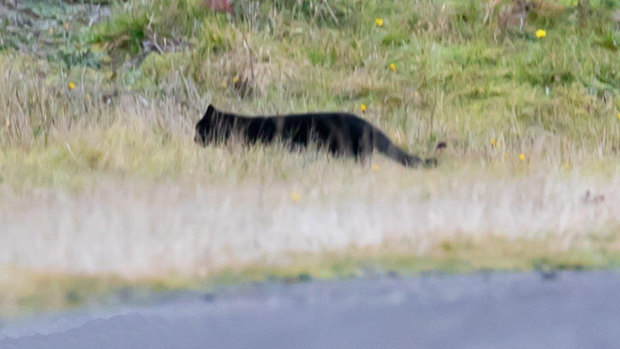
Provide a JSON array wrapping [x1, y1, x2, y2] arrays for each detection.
[[519, 153, 526, 161], [371, 164, 380, 171], [291, 191, 301, 203], [535, 29, 546, 38], [68, 82, 75, 90], [490, 138, 497, 147], [221, 80, 228, 88], [572, 1, 578, 7], [232, 75, 239, 83], [360, 104, 367, 112], [375, 18, 383, 27], [617, 112, 620, 121], [389, 63, 396, 71]]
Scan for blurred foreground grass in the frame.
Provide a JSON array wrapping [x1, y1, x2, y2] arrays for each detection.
[[4, 234, 620, 317]]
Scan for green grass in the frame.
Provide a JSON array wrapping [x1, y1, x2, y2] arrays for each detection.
[[3, 0, 619, 159]]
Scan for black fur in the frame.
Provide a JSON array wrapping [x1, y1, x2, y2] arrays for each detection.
[[194, 104, 436, 168]]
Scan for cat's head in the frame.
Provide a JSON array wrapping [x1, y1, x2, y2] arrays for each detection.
[[194, 104, 220, 146]]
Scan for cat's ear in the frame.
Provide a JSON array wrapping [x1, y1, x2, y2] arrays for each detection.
[[205, 104, 215, 117]]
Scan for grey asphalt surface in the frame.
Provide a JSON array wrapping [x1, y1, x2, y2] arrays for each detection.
[[2, 271, 620, 349]]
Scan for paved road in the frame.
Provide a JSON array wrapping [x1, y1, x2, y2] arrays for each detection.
[[2, 271, 620, 348]]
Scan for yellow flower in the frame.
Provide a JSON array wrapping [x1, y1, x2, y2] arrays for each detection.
[[562, 161, 572, 170], [535, 29, 546, 38], [68, 82, 75, 90], [232, 75, 239, 83], [519, 153, 526, 161], [221, 80, 228, 88], [389, 63, 396, 71], [291, 192, 301, 203], [572, 1, 578, 6], [360, 104, 367, 112], [371, 164, 380, 171], [490, 138, 497, 146], [375, 18, 383, 27], [617, 112, 620, 121]]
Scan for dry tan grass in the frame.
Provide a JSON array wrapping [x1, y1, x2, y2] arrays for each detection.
[[0, 17, 619, 280], [1, 165, 619, 277]]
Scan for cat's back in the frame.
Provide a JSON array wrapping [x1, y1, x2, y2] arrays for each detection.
[[277, 112, 368, 128]]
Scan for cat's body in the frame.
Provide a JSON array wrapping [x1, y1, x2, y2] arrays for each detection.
[[194, 105, 436, 167]]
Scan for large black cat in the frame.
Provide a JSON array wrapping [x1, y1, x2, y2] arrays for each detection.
[[194, 104, 436, 168]]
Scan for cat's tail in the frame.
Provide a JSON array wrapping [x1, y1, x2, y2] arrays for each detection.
[[373, 131, 437, 168]]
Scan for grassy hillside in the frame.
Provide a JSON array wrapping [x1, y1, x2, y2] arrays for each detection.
[[0, 0, 619, 314], [2, 0, 619, 180]]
